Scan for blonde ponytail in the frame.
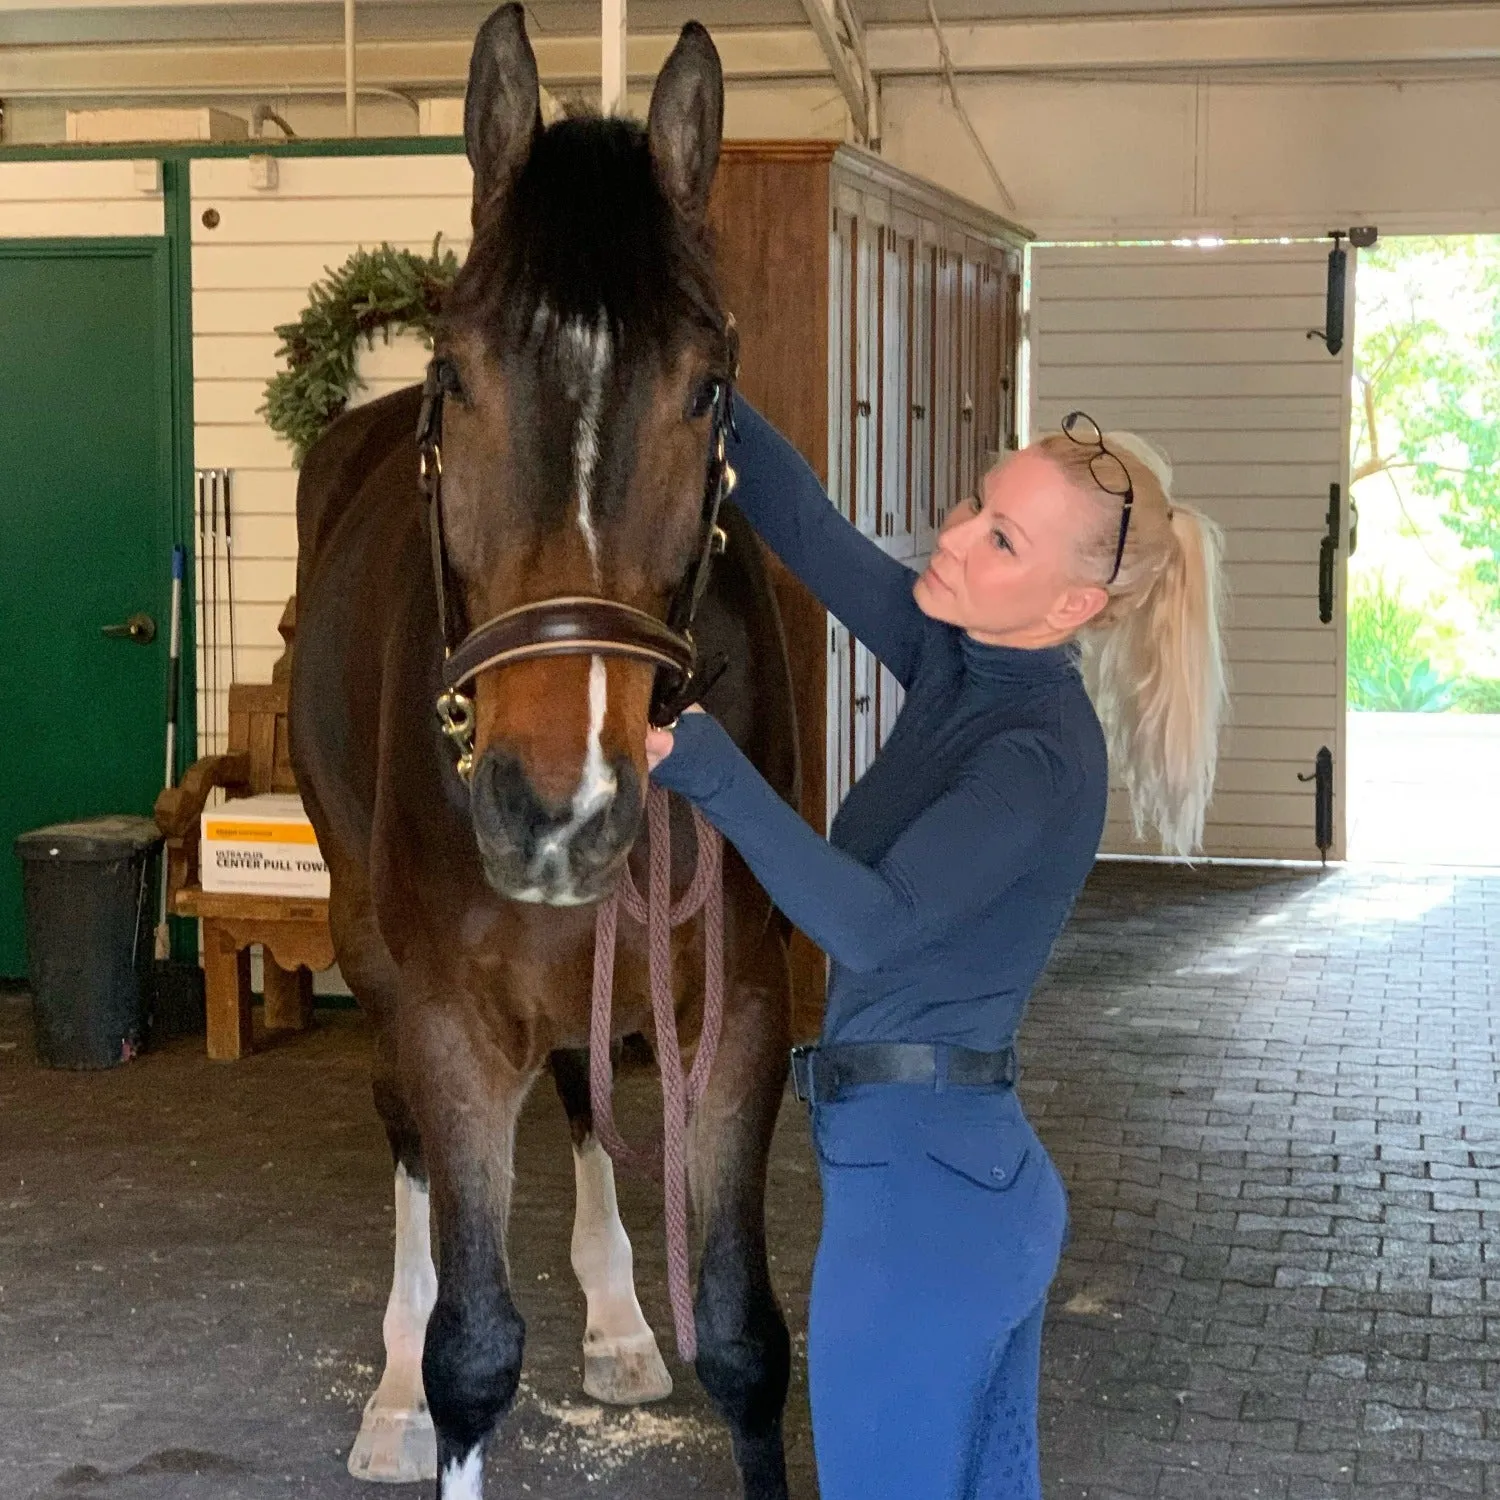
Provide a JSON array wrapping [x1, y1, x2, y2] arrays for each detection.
[[1036, 428, 1228, 857]]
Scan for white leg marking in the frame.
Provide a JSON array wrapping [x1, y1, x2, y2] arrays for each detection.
[[571, 1137, 673, 1404], [440, 1447, 485, 1500], [348, 1165, 439, 1482]]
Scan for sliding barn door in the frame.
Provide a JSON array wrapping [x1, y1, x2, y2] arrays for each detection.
[[1029, 239, 1355, 860]]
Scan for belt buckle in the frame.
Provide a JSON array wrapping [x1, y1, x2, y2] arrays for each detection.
[[790, 1045, 816, 1104]]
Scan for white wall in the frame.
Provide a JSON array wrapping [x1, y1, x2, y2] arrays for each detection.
[[4, 80, 850, 149], [879, 70, 1500, 239], [15, 61, 1500, 240], [190, 153, 472, 726], [0, 157, 164, 235]]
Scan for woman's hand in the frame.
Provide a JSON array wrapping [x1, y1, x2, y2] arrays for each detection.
[[645, 704, 705, 773]]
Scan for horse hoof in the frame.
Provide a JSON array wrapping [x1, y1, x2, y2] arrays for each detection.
[[583, 1331, 674, 1405], [347, 1395, 438, 1484]]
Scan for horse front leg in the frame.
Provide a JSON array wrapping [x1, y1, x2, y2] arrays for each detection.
[[550, 1046, 674, 1404], [687, 926, 793, 1500], [348, 1054, 439, 1483], [404, 1002, 537, 1500]]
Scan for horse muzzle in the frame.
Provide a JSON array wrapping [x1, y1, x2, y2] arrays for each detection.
[[469, 746, 642, 906]]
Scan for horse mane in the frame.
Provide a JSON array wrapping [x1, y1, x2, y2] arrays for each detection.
[[445, 112, 729, 374]]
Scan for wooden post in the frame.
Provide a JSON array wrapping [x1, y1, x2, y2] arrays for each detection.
[[203, 919, 253, 1061], [344, 0, 358, 136], [263, 959, 314, 1033], [601, 0, 627, 115]]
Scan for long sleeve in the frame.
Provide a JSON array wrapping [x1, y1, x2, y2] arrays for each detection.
[[730, 400, 933, 688], [651, 712, 1074, 975]]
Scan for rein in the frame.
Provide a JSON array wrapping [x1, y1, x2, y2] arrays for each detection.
[[588, 784, 724, 1365]]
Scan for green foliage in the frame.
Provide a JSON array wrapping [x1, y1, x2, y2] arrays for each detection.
[[261, 237, 459, 465], [1346, 572, 1454, 711], [1451, 676, 1500, 713], [1352, 237, 1500, 615]]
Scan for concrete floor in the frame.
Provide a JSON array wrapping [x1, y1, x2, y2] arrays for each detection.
[[4, 860, 1500, 1499], [1346, 712, 1500, 867]]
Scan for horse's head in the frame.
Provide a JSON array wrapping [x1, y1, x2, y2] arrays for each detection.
[[432, 4, 732, 906]]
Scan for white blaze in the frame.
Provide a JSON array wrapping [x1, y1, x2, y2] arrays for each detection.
[[575, 656, 614, 819], [560, 314, 610, 580], [524, 654, 616, 902]]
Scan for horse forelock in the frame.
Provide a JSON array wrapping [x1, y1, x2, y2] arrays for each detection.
[[446, 113, 725, 372]]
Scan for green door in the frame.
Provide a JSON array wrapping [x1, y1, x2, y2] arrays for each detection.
[[0, 242, 176, 977]]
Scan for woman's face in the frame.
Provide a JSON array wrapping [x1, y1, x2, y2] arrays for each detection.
[[913, 447, 1110, 648]]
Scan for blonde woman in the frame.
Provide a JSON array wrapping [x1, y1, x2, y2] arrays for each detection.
[[648, 401, 1226, 1500]]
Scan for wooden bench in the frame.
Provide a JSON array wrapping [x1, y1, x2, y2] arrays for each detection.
[[155, 598, 335, 1060]]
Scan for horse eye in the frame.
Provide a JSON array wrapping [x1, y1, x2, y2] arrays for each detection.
[[687, 378, 719, 421], [435, 357, 466, 399]]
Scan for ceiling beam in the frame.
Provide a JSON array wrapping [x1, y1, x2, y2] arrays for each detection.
[[5, 6, 1500, 99], [797, 0, 876, 144], [865, 5, 1500, 76], [0, 30, 832, 98]]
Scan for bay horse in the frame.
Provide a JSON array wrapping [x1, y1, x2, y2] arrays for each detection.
[[288, 8, 798, 1498]]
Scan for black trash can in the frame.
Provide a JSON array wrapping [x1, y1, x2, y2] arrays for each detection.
[[13, 816, 162, 1069]]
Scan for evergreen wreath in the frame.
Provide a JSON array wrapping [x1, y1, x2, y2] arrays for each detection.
[[261, 235, 459, 465]]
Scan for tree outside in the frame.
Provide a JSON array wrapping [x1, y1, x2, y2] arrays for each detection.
[[1349, 236, 1500, 713]]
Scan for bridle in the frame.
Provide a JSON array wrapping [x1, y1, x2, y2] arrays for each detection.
[[415, 322, 739, 780]]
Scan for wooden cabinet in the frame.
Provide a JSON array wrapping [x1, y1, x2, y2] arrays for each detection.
[[708, 143, 1027, 1027]]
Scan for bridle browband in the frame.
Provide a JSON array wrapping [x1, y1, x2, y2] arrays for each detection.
[[415, 322, 739, 779]]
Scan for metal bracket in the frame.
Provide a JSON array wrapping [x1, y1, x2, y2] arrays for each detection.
[[1318, 482, 1340, 624], [1307, 231, 1348, 357], [436, 688, 476, 781], [1297, 746, 1334, 863]]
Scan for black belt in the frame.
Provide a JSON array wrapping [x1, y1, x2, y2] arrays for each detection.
[[789, 1042, 1019, 1106]]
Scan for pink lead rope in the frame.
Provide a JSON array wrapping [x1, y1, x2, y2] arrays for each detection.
[[589, 784, 725, 1365]]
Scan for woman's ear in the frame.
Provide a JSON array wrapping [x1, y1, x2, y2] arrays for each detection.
[[1049, 583, 1109, 635]]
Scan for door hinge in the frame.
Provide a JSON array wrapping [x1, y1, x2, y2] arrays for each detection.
[[1307, 232, 1348, 357], [1297, 746, 1334, 863], [1318, 482, 1340, 624], [1306, 227, 1375, 357]]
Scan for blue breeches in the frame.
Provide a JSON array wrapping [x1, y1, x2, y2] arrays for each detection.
[[807, 1083, 1067, 1499]]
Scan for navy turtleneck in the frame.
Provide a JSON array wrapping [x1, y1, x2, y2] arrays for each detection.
[[651, 400, 1109, 1052]]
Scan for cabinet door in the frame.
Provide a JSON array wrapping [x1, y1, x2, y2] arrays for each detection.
[[827, 616, 853, 825], [879, 225, 914, 558], [852, 212, 880, 538], [932, 241, 960, 532], [876, 661, 904, 753], [853, 639, 879, 782], [910, 229, 936, 555], [957, 245, 981, 511], [975, 250, 1004, 472], [828, 205, 855, 523], [1001, 250, 1022, 453]]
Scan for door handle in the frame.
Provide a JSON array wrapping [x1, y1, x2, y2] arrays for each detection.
[[102, 612, 157, 645]]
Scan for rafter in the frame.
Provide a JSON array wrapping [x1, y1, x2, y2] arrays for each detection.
[[797, 0, 878, 146]]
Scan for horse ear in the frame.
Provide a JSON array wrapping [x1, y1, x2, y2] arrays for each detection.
[[647, 22, 724, 224], [465, 3, 542, 215]]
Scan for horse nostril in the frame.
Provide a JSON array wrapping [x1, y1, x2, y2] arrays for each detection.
[[472, 749, 552, 858]]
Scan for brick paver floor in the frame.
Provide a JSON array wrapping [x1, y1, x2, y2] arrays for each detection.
[[1029, 861, 1500, 1500], [4, 860, 1497, 1496]]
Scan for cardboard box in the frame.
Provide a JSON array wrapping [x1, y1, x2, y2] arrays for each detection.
[[201, 794, 329, 898], [65, 107, 249, 144]]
